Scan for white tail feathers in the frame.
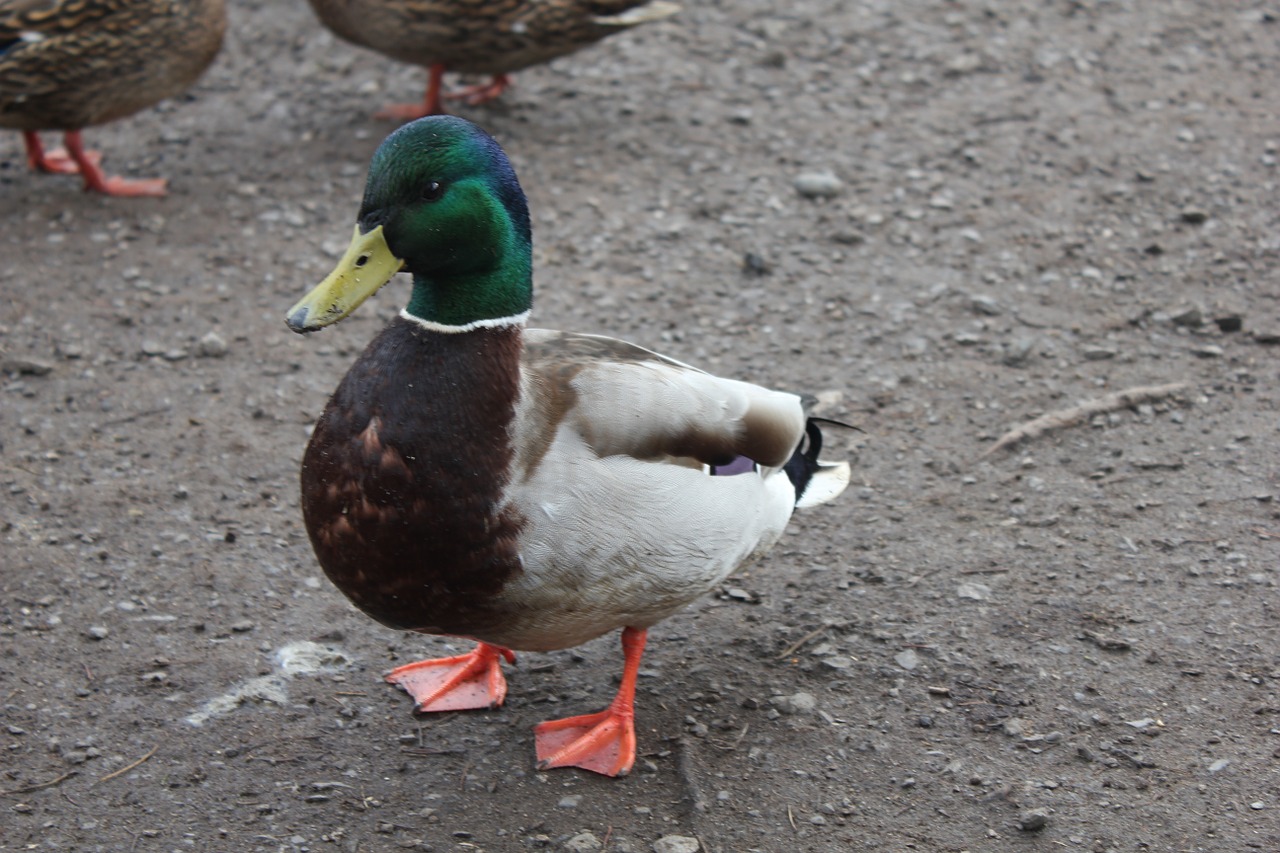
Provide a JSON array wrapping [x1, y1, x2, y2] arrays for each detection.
[[595, 1, 680, 27], [796, 460, 851, 510]]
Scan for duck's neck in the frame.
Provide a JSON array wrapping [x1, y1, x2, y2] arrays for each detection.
[[403, 263, 532, 331]]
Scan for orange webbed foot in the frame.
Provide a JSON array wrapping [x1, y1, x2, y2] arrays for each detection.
[[535, 703, 637, 777], [442, 74, 512, 107], [89, 175, 168, 197], [22, 131, 102, 175], [375, 64, 448, 119], [59, 131, 167, 197], [385, 642, 514, 713], [532, 626, 648, 778], [374, 101, 439, 121]]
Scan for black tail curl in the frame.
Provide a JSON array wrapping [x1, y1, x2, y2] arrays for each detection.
[[783, 417, 859, 505]]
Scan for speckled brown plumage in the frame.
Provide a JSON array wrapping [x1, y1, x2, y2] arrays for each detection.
[[306, 0, 677, 115], [301, 317, 527, 639], [0, 0, 225, 131], [0, 0, 226, 194]]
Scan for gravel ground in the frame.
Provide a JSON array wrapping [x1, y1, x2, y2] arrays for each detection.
[[2, 1, 1279, 851]]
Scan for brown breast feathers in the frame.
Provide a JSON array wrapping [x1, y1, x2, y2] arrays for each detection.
[[300, 317, 525, 638]]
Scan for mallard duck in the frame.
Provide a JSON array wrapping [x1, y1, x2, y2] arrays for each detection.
[[305, 0, 678, 119], [0, 0, 226, 196], [286, 116, 851, 777]]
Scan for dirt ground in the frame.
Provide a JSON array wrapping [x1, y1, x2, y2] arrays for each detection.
[[3, 0, 1279, 850]]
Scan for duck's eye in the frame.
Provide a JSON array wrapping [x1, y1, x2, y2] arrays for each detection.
[[421, 181, 444, 201]]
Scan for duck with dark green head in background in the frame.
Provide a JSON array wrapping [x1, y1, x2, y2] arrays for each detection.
[[0, 0, 226, 196], [287, 116, 851, 776]]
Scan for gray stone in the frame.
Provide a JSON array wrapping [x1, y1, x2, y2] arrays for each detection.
[[564, 831, 603, 851], [957, 582, 991, 601], [197, 331, 229, 358], [970, 294, 1002, 316], [652, 837, 699, 853], [770, 692, 817, 715], [794, 171, 843, 199]]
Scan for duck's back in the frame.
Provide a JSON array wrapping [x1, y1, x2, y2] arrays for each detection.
[[495, 329, 805, 650], [307, 0, 673, 75]]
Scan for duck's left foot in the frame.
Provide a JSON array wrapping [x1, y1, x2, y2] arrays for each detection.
[[385, 642, 515, 713], [533, 626, 648, 777], [535, 703, 636, 777], [376, 64, 448, 119], [87, 175, 169, 197], [443, 74, 511, 106], [23, 131, 103, 175], [58, 131, 167, 197], [374, 100, 438, 121]]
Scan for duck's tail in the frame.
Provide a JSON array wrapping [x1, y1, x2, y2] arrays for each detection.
[[594, 1, 681, 28], [785, 418, 854, 509]]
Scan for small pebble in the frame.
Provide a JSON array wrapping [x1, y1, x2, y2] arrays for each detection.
[[1, 357, 54, 376], [563, 831, 602, 852], [87, 626, 110, 641], [1169, 305, 1204, 327], [1018, 809, 1049, 832], [970, 295, 1002, 316], [1214, 313, 1243, 333], [1192, 344, 1224, 358], [1180, 207, 1209, 224], [769, 692, 817, 715], [557, 795, 582, 809], [652, 837, 699, 853], [957, 582, 991, 601], [894, 649, 919, 671], [1003, 337, 1035, 367], [794, 171, 843, 199], [197, 331, 229, 358]]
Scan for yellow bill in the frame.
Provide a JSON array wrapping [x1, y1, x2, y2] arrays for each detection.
[[286, 225, 405, 333]]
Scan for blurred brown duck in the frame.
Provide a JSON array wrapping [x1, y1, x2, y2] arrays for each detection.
[[306, 0, 678, 119], [0, 0, 226, 197]]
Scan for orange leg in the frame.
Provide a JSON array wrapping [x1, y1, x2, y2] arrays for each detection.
[[376, 63, 448, 120], [442, 74, 512, 107], [385, 641, 515, 713], [63, 131, 167, 197], [535, 626, 647, 777], [22, 131, 101, 175]]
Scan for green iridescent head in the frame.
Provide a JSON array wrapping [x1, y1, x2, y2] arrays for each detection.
[[287, 116, 533, 332]]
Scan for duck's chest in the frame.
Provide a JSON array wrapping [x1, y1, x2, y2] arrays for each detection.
[[300, 319, 525, 636]]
